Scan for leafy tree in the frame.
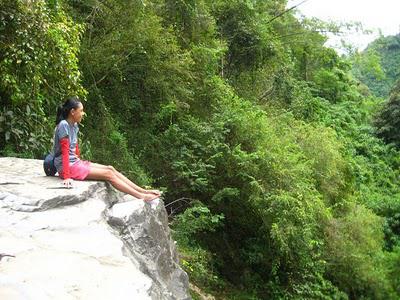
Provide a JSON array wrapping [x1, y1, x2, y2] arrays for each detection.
[[374, 80, 400, 148], [324, 205, 395, 299], [352, 34, 400, 98], [0, 0, 85, 157]]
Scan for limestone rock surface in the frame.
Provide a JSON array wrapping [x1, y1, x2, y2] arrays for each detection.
[[0, 157, 190, 300]]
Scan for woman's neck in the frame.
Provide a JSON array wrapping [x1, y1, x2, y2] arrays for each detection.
[[66, 117, 75, 126]]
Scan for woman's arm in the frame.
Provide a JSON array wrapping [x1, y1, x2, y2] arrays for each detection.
[[75, 142, 80, 158], [60, 137, 71, 179]]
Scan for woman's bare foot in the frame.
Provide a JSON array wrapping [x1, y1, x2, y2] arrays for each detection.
[[142, 193, 159, 202]]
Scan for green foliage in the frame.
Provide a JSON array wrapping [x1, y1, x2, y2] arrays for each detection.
[[4, 0, 400, 299], [147, 117, 222, 196], [172, 201, 225, 289], [213, 0, 277, 75], [352, 34, 400, 98], [386, 246, 400, 294], [64, 0, 196, 184], [294, 123, 352, 206], [173, 201, 225, 247], [314, 64, 400, 262], [352, 48, 386, 81], [0, 0, 85, 157], [161, 0, 217, 47], [81, 100, 151, 185], [151, 85, 359, 296], [0, 103, 50, 157], [0, 0, 85, 104], [324, 205, 395, 299], [374, 80, 400, 148]]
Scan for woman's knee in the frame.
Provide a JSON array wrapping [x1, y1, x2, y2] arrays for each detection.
[[106, 169, 118, 182], [87, 167, 114, 181], [93, 168, 115, 182]]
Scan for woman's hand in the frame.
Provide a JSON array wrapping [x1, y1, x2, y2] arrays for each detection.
[[63, 178, 74, 189]]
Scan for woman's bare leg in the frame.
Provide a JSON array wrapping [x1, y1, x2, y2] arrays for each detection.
[[86, 165, 158, 201], [90, 163, 160, 196]]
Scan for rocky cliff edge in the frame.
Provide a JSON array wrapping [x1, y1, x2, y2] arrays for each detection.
[[0, 157, 190, 300]]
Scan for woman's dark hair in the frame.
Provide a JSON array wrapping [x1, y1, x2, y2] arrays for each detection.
[[56, 96, 81, 125]]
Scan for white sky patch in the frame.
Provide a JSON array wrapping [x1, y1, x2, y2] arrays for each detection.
[[287, 0, 400, 51]]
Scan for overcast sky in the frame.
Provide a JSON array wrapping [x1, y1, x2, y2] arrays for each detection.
[[287, 0, 400, 51]]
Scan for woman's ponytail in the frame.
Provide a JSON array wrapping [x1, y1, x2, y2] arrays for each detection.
[[55, 105, 65, 126], [55, 96, 81, 126]]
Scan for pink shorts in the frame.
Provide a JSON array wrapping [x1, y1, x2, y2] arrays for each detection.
[[60, 160, 91, 180]]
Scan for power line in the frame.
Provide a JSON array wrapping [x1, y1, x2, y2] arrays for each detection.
[[265, 0, 310, 25]]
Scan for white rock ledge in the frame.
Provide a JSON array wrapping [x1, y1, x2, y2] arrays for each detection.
[[0, 157, 190, 300]]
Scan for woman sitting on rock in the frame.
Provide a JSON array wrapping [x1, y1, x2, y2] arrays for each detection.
[[52, 96, 160, 202]]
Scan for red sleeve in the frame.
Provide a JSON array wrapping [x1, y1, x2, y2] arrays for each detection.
[[75, 142, 80, 158], [60, 138, 70, 179]]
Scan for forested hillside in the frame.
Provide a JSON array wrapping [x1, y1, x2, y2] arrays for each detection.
[[1, 0, 400, 299], [352, 33, 400, 98]]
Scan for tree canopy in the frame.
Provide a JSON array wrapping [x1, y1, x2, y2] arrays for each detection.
[[1, 0, 400, 298]]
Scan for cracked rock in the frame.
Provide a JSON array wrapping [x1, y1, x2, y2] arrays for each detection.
[[0, 157, 190, 299]]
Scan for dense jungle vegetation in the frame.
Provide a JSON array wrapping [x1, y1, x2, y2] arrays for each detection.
[[352, 33, 400, 99], [1, 0, 400, 298]]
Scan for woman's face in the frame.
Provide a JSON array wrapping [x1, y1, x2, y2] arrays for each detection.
[[71, 103, 85, 123]]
